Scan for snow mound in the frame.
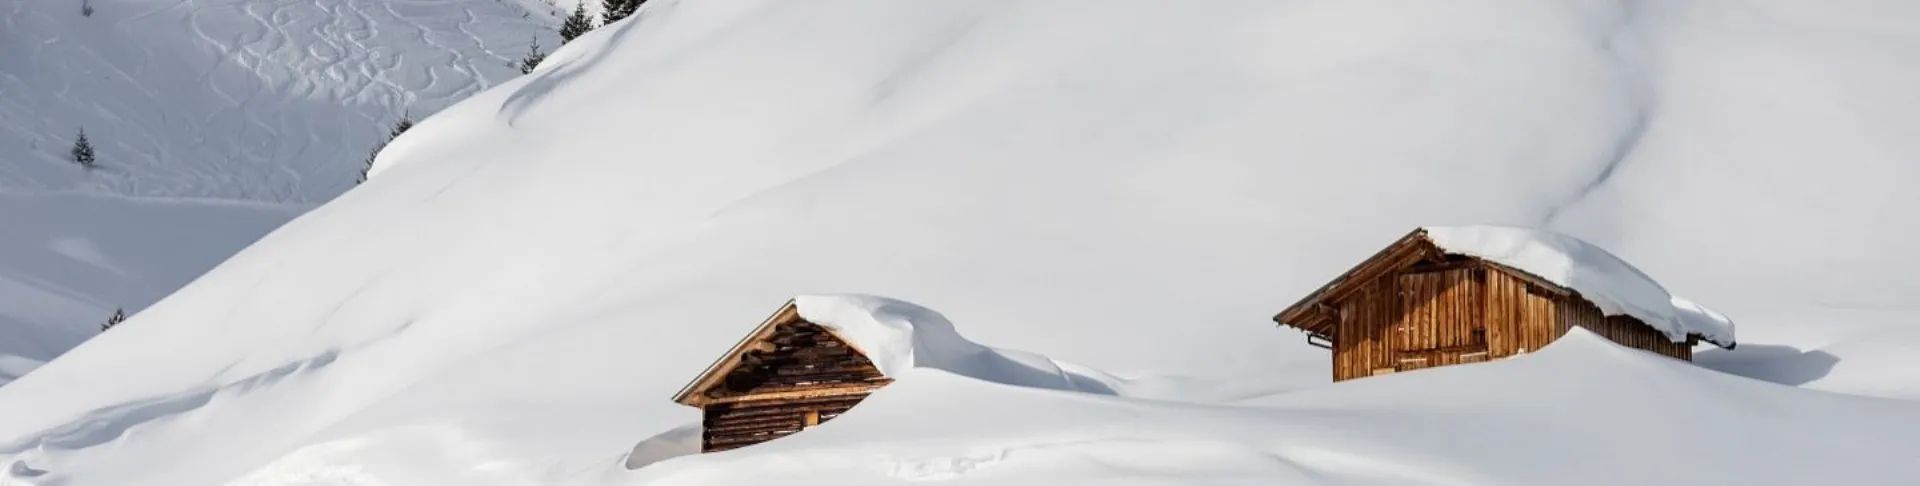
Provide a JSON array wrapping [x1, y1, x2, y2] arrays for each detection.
[[794, 295, 1113, 394], [1425, 225, 1736, 347]]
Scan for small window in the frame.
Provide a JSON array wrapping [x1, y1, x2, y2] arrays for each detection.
[[803, 410, 821, 428]]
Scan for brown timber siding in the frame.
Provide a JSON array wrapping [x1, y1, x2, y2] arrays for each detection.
[[702, 394, 867, 452], [1330, 262, 1692, 382], [1332, 267, 1487, 381], [697, 321, 890, 452], [1555, 295, 1692, 360]]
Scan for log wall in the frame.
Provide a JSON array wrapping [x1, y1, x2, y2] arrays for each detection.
[[702, 394, 866, 452], [697, 321, 890, 452]]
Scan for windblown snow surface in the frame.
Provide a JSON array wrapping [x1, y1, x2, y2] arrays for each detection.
[[0, 0, 558, 383], [5, 0, 1920, 484]]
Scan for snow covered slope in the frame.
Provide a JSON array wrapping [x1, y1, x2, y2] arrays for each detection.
[[5, 0, 1920, 484], [0, 0, 560, 201], [0, 0, 559, 384], [0, 193, 299, 385]]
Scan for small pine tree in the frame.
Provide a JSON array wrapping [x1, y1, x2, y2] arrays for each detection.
[[81, 0, 94, 17], [389, 116, 415, 139], [601, 0, 643, 25], [360, 115, 415, 184], [559, 2, 593, 44], [70, 128, 96, 169], [100, 307, 125, 332], [519, 37, 547, 74]]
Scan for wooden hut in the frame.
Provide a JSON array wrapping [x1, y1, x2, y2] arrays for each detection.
[[1273, 228, 1723, 382], [673, 301, 893, 452]]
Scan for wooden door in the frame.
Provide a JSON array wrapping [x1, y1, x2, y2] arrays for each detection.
[[1389, 268, 1487, 374]]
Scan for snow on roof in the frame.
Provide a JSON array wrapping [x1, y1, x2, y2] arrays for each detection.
[[793, 295, 1112, 393], [1422, 226, 1736, 348]]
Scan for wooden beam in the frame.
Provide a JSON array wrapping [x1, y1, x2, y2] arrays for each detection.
[[693, 382, 890, 406]]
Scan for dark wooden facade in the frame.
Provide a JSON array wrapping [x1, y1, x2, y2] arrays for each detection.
[[674, 302, 892, 452], [1276, 229, 1701, 382]]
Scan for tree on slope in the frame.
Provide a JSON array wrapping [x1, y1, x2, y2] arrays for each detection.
[[601, 0, 646, 25], [560, 2, 593, 44], [519, 37, 547, 74], [360, 115, 415, 184], [70, 128, 96, 169], [99, 308, 125, 332]]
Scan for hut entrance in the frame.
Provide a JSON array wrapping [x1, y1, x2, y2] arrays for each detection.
[[1344, 265, 1489, 376]]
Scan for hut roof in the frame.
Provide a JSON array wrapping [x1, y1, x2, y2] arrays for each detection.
[[1274, 226, 1735, 348], [673, 295, 1100, 406]]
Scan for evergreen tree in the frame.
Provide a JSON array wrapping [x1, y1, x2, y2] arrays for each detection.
[[70, 128, 96, 169], [360, 115, 415, 184], [81, 0, 94, 17], [100, 307, 125, 332], [559, 2, 593, 44], [519, 37, 547, 74], [601, 0, 645, 25]]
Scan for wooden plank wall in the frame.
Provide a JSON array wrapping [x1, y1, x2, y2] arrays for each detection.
[[1332, 278, 1391, 381], [1332, 267, 1487, 381], [1554, 296, 1692, 360], [699, 321, 890, 452], [1485, 269, 1566, 357], [1331, 264, 1692, 382], [1392, 268, 1485, 372]]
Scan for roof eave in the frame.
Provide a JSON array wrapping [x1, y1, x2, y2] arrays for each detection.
[[1273, 228, 1434, 331], [670, 300, 803, 407]]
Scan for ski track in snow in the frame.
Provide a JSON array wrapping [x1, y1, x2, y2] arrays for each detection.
[[0, 0, 559, 203]]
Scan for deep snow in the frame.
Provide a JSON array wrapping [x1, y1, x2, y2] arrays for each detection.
[[628, 329, 1920, 485], [4, 0, 1920, 484]]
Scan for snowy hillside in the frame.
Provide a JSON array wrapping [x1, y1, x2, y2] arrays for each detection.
[[6, 0, 1920, 484], [0, 0, 559, 384], [0, 0, 559, 201]]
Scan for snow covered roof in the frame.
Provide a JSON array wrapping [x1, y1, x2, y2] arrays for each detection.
[[673, 295, 1099, 405], [1275, 227, 1735, 348]]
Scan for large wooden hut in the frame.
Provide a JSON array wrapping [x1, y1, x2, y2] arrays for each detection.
[[673, 301, 893, 452], [1273, 228, 1727, 382]]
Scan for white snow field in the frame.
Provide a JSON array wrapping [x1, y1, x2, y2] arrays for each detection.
[[0, 0, 558, 383], [6, 0, 1920, 484]]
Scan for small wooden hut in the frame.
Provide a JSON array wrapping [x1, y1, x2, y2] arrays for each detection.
[[1273, 228, 1720, 382], [673, 301, 892, 452]]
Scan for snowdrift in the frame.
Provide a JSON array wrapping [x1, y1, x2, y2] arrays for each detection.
[[3, 0, 1920, 484], [788, 295, 1117, 393]]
